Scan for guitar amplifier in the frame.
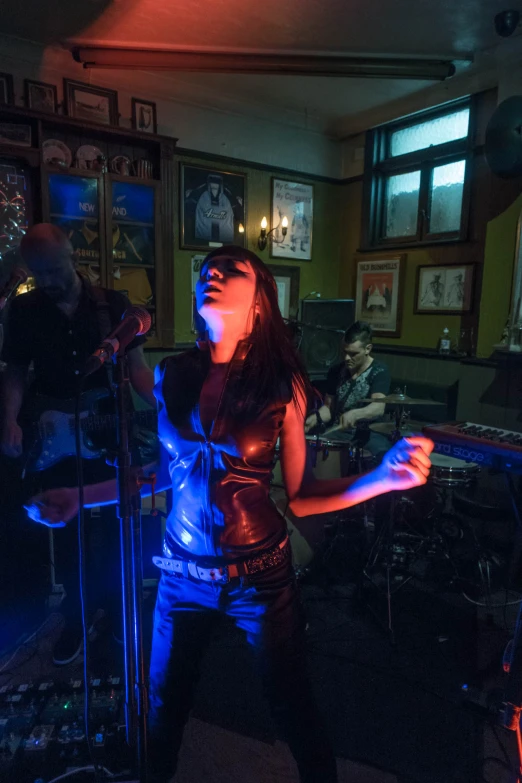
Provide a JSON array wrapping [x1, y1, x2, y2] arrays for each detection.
[[298, 299, 355, 379]]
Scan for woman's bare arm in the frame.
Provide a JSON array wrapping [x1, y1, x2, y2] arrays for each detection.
[[281, 385, 432, 518]]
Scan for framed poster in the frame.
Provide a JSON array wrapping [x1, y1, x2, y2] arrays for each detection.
[[131, 98, 157, 134], [270, 178, 313, 260], [510, 208, 522, 328], [63, 79, 119, 126], [266, 264, 300, 319], [0, 123, 31, 146], [0, 73, 14, 105], [24, 79, 57, 113], [415, 263, 475, 314], [181, 164, 246, 250], [354, 255, 405, 337]]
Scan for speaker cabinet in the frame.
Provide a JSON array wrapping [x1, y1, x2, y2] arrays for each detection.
[[299, 299, 355, 377]]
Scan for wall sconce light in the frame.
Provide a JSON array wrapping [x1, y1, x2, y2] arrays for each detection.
[[258, 215, 288, 251], [238, 223, 245, 234]]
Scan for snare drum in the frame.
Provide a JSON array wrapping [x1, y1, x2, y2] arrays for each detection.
[[306, 435, 345, 480], [306, 435, 374, 479], [272, 434, 373, 485], [429, 453, 480, 487]]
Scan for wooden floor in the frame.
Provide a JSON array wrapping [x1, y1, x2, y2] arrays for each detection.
[[176, 718, 397, 783], [0, 613, 398, 782]]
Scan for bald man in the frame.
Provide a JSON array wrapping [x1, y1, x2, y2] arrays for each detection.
[[0, 223, 155, 665], [1, 224, 155, 457]]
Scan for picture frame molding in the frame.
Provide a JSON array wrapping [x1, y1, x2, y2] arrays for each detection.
[[24, 79, 58, 113], [266, 264, 301, 319], [0, 72, 14, 105], [180, 162, 247, 251], [63, 78, 119, 126], [270, 177, 313, 261], [131, 97, 158, 134], [509, 208, 522, 326], [414, 262, 476, 315], [354, 253, 406, 338]]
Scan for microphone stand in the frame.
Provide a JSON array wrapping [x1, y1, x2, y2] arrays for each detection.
[[113, 352, 149, 782]]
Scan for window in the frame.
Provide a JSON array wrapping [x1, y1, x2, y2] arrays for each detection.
[[362, 101, 472, 248]]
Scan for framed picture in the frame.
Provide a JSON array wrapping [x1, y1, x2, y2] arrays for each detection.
[[0, 123, 32, 147], [354, 254, 405, 337], [191, 254, 207, 333], [415, 263, 475, 314], [24, 79, 57, 113], [270, 178, 313, 260], [63, 79, 118, 126], [181, 164, 246, 250], [0, 73, 14, 105], [266, 264, 300, 320], [131, 98, 157, 134], [509, 208, 522, 327]]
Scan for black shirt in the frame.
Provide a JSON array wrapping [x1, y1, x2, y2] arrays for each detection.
[[1, 276, 145, 399], [326, 359, 390, 422]]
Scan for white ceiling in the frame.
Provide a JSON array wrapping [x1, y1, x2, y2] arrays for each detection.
[[2, 0, 520, 136]]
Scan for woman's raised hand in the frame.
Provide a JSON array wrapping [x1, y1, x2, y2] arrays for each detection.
[[375, 436, 433, 492]]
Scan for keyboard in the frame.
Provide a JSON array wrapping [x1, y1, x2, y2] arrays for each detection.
[[423, 422, 522, 472]]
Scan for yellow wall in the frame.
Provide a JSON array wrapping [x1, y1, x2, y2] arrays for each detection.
[[172, 153, 342, 344], [170, 152, 522, 356], [338, 183, 481, 352], [477, 193, 522, 356]]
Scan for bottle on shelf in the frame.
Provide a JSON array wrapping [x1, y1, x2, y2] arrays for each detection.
[[439, 327, 451, 355]]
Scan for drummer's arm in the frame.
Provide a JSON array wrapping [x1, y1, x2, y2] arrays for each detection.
[[304, 394, 333, 432], [342, 393, 386, 426]]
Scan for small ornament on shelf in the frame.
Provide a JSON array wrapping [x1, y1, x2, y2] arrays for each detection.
[[438, 327, 451, 355]]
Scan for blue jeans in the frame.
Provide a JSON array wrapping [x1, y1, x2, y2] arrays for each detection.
[[148, 559, 337, 782]]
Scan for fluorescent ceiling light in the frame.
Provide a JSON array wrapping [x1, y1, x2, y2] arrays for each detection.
[[72, 47, 457, 81]]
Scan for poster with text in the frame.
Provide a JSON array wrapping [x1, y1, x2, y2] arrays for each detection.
[[355, 256, 405, 337], [270, 178, 313, 261]]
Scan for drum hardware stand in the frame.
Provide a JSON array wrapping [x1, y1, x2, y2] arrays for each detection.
[[359, 411, 411, 644], [361, 492, 417, 645]]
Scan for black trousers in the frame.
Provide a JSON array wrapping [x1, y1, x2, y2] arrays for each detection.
[[148, 559, 338, 783]]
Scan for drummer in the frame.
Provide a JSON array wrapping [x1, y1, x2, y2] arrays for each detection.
[[305, 320, 390, 460]]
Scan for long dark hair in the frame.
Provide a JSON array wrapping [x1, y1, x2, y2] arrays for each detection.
[[197, 245, 315, 417]]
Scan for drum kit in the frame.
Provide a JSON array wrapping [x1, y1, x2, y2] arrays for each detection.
[[271, 390, 485, 639]]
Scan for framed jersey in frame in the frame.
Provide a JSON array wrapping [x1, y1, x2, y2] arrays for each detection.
[[180, 164, 246, 250]]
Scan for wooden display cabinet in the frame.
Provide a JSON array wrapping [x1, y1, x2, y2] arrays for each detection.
[[0, 104, 176, 348]]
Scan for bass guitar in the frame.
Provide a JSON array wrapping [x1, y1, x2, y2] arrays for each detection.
[[22, 387, 157, 473]]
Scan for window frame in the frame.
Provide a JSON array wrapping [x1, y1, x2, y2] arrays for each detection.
[[361, 98, 474, 250]]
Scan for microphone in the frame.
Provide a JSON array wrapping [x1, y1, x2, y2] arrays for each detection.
[[84, 305, 151, 377], [0, 267, 28, 311]]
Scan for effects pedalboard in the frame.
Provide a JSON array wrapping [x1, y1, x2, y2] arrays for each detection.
[[0, 675, 130, 782]]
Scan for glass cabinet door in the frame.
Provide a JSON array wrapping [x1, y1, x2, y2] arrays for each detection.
[[46, 173, 159, 340], [0, 161, 31, 264], [109, 179, 157, 336], [48, 172, 104, 286]]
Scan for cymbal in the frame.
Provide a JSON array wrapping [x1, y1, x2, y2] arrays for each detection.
[[360, 394, 444, 406], [370, 420, 426, 435]]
